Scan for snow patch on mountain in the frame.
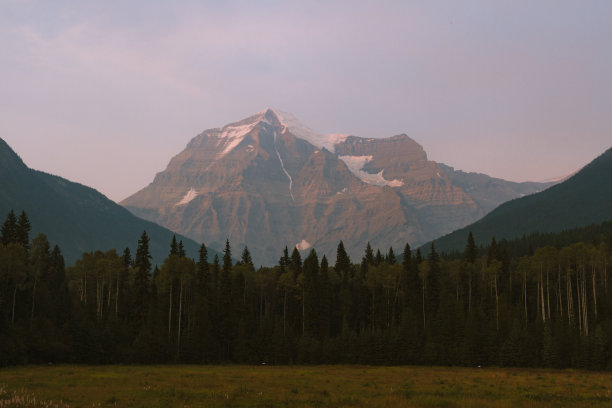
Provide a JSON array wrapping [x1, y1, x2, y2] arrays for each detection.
[[339, 155, 404, 187], [175, 188, 198, 206], [215, 122, 257, 158], [296, 239, 311, 250], [271, 109, 348, 152]]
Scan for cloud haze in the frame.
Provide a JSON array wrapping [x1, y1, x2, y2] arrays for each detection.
[[1, 0, 611, 201]]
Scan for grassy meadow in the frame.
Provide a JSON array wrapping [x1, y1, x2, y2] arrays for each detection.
[[1, 365, 612, 407]]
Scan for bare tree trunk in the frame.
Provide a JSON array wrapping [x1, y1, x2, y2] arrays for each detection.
[[115, 277, 119, 317], [592, 266, 598, 318], [11, 286, 17, 325], [30, 276, 37, 323], [546, 267, 551, 320], [567, 269, 574, 327], [84, 270, 87, 305], [283, 288, 287, 337], [177, 279, 183, 358], [576, 269, 582, 333], [582, 269, 588, 336], [540, 268, 546, 322], [168, 282, 173, 340], [523, 269, 527, 322], [422, 281, 426, 329], [468, 268, 472, 314], [494, 272, 499, 331]]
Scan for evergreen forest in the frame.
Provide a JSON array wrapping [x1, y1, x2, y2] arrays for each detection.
[[2, 209, 612, 370]]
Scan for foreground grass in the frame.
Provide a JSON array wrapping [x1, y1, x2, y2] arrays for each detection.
[[1, 365, 612, 407]]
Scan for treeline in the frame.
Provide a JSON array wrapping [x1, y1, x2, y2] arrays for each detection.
[[1, 209, 612, 369]]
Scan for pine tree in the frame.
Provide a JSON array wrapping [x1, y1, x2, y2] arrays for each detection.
[[403, 243, 421, 314], [364, 242, 374, 265], [487, 237, 500, 266], [218, 240, 233, 360], [16, 211, 31, 249], [335, 241, 351, 281], [291, 247, 302, 277], [302, 249, 319, 337], [464, 232, 478, 314], [135, 231, 152, 276], [426, 243, 441, 320], [241, 246, 253, 267], [387, 246, 396, 265], [122, 247, 132, 268], [170, 235, 178, 257], [1, 210, 17, 245], [318, 255, 331, 338], [375, 249, 383, 266], [464, 232, 477, 264], [132, 231, 152, 327], [178, 240, 185, 258], [198, 244, 209, 285]]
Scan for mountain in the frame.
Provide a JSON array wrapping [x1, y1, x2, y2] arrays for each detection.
[[430, 146, 612, 254], [0, 137, 219, 265], [121, 109, 553, 265]]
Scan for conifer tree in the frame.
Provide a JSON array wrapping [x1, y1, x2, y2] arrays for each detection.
[[16, 211, 31, 249], [375, 249, 383, 266], [302, 249, 319, 337], [132, 231, 152, 327], [178, 240, 185, 258], [335, 240, 351, 280], [170, 235, 178, 256], [1, 210, 17, 245], [291, 247, 302, 277], [464, 232, 477, 264], [426, 243, 441, 320], [198, 244, 209, 285], [241, 246, 253, 267], [318, 255, 331, 338], [364, 242, 374, 265], [415, 248, 423, 265], [387, 246, 396, 265], [218, 240, 233, 359], [403, 243, 420, 313], [122, 247, 132, 268]]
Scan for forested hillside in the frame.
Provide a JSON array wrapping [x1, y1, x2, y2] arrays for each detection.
[[431, 146, 612, 253], [0, 138, 218, 265], [2, 210, 612, 369]]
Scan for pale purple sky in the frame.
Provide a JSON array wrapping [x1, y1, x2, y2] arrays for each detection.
[[2, 1, 611, 202]]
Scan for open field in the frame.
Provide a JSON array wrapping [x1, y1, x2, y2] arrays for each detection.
[[2, 365, 612, 408]]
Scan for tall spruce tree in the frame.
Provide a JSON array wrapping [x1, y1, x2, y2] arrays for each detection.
[[364, 242, 374, 265], [387, 246, 396, 265], [132, 231, 152, 326], [16, 211, 31, 249], [1, 210, 17, 245], [241, 246, 253, 267], [170, 235, 179, 256], [426, 243, 441, 321], [335, 241, 351, 281]]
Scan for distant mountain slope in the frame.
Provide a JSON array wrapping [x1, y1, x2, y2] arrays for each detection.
[[0, 138, 220, 265], [121, 109, 553, 265], [430, 146, 612, 253]]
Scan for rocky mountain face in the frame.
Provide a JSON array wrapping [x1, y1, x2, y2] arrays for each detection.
[[0, 137, 217, 265], [121, 109, 553, 265]]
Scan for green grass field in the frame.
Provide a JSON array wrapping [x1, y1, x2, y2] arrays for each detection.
[[1, 365, 612, 407]]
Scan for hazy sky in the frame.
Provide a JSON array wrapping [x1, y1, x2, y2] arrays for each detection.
[[2, 1, 611, 202]]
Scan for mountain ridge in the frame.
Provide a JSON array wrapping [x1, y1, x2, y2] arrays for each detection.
[[429, 146, 612, 253], [0, 137, 221, 265]]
